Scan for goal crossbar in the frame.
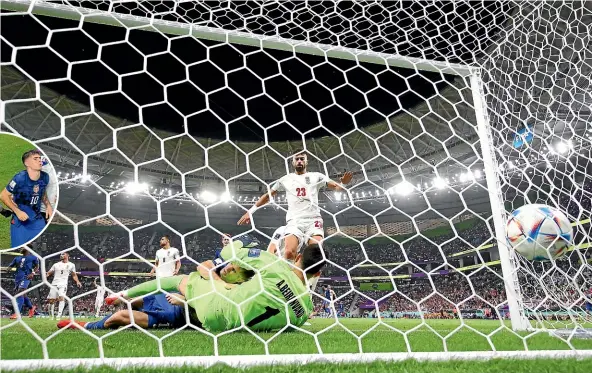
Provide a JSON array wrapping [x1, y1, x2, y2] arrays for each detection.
[[1, 0, 474, 76]]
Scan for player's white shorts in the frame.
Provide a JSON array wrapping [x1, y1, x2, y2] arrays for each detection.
[[95, 298, 103, 310], [284, 217, 324, 244], [271, 227, 304, 258], [47, 285, 67, 299]]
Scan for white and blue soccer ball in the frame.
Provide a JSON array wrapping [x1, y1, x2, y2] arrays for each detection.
[[506, 204, 573, 261]]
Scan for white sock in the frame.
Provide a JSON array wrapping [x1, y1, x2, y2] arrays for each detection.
[[57, 301, 65, 318], [50, 303, 55, 318], [309, 275, 320, 292]]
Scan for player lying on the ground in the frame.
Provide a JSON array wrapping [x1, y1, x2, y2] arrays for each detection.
[[0, 149, 53, 247], [59, 260, 254, 331], [58, 293, 192, 330], [8, 248, 39, 319], [103, 240, 325, 332]]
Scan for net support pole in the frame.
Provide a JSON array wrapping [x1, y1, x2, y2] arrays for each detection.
[[470, 71, 530, 331]]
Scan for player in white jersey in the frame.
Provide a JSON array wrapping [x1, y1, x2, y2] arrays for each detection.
[[40, 157, 57, 223], [46, 252, 82, 319], [94, 278, 105, 317], [149, 235, 181, 278], [238, 152, 352, 262]]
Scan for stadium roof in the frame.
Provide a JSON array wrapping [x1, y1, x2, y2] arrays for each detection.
[[1, 1, 590, 196]]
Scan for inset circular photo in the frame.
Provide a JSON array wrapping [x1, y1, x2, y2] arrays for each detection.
[[0, 133, 58, 249]]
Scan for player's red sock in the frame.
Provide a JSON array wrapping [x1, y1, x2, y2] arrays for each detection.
[[28, 306, 37, 318], [57, 320, 87, 329]]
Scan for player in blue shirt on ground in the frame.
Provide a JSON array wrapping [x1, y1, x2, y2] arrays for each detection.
[[0, 149, 53, 247], [8, 248, 39, 319]]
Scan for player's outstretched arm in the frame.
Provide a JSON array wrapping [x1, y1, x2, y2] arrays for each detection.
[[149, 259, 158, 277], [105, 275, 187, 306], [72, 272, 82, 288], [237, 190, 277, 225], [326, 171, 354, 192], [174, 258, 181, 276], [46, 263, 55, 279], [27, 261, 39, 280], [0, 188, 28, 221], [8, 257, 17, 268]]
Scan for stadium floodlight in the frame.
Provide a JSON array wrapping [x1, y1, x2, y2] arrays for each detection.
[[220, 191, 231, 202], [433, 177, 448, 189], [334, 191, 342, 200], [393, 181, 414, 196], [200, 191, 218, 203], [555, 141, 569, 154], [125, 182, 148, 195], [474, 170, 482, 179]]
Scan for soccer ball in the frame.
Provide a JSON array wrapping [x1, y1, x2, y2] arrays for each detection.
[[506, 204, 573, 261]]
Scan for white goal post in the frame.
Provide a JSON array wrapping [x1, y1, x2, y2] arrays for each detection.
[[1, 0, 591, 369]]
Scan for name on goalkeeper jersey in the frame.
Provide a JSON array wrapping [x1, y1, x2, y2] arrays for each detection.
[[276, 280, 305, 318]]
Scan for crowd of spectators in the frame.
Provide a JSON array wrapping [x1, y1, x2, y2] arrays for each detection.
[[3, 218, 590, 319]]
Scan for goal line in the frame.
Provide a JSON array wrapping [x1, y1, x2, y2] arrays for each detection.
[[2, 350, 592, 371]]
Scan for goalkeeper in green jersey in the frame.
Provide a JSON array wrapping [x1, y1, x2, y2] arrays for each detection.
[[105, 240, 326, 332]]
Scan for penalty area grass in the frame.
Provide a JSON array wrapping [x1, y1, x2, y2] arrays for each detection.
[[1, 318, 591, 361]]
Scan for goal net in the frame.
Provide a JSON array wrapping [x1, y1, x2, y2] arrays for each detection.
[[1, 0, 591, 368]]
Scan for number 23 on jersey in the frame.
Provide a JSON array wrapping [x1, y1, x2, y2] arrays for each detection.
[[296, 187, 306, 197]]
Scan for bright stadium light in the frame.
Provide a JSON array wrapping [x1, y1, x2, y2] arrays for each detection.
[[220, 191, 230, 202], [201, 191, 218, 203], [433, 177, 447, 189], [555, 141, 569, 154], [473, 169, 482, 179], [394, 181, 414, 196], [126, 182, 148, 194], [334, 191, 342, 200]]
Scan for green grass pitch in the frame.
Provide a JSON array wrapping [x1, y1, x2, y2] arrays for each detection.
[[0, 133, 38, 250], [1, 318, 591, 372]]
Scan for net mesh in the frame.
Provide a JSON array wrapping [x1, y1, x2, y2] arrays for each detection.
[[0, 0, 591, 361]]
